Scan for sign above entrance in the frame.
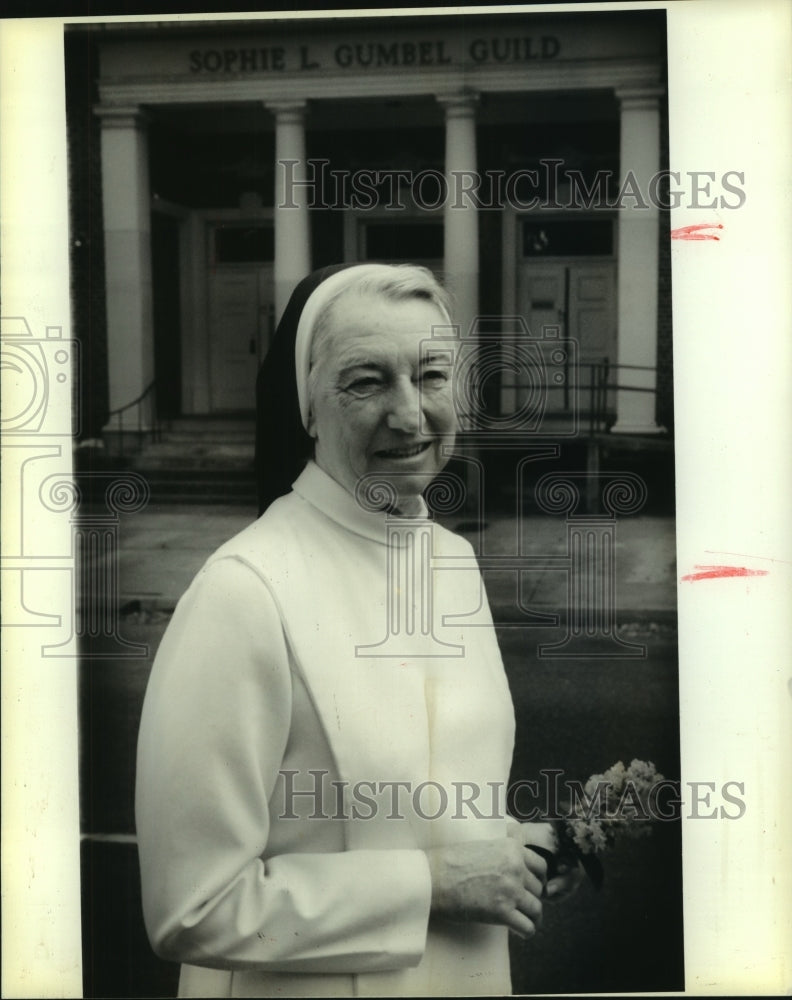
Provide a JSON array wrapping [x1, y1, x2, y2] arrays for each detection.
[[187, 36, 561, 75], [99, 18, 663, 81]]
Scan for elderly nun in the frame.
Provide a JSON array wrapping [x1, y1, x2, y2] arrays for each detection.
[[135, 263, 575, 998]]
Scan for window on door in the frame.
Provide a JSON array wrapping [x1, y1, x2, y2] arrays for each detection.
[[522, 218, 614, 257], [365, 221, 444, 261]]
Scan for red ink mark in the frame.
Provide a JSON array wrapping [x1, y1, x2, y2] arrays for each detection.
[[670, 223, 724, 241], [681, 564, 769, 582]]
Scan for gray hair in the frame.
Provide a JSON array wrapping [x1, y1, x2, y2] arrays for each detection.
[[307, 264, 452, 408]]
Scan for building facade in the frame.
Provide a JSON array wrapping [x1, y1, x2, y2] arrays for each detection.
[[67, 10, 674, 454]]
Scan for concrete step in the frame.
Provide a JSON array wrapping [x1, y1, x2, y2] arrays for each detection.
[[124, 417, 258, 502], [142, 468, 257, 505], [130, 442, 255, 470], [149, 490, 257, 506], [162, 417, 255, 435], [157, 430, 255, 444], [153, 417, 255, 445]]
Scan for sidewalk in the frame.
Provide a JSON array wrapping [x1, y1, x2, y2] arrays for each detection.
[[115, 503, 677, 619]]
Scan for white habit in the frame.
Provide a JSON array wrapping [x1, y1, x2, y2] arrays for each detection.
[[136, 461, 517, 997]]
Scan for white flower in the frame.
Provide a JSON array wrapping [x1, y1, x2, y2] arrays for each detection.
[[563, 759, 665, 859]]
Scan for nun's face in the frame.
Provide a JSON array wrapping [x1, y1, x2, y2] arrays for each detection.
[[308, 293, 456, 513]]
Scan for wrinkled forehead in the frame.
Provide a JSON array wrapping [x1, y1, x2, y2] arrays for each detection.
[[317, 288, 451, 360], [329, 339, 454, 377]]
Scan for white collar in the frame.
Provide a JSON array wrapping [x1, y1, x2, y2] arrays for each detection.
[[291, 461, 430, 546]]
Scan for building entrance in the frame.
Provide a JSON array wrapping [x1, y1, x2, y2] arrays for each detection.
[[515, 260, 615, 420], [512, 215, 616, 421]]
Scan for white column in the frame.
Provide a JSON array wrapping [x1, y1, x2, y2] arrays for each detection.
[[267, 101, 311, 322], [96, 106, 155, 425], [438, 92, 479, 339], [612, 87, 664, 434]]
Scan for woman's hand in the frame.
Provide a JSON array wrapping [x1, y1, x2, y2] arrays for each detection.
[[507, 820, 585, 901], [424, 838, 547, 939]]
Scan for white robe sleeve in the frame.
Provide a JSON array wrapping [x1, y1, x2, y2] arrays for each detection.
[[135, 557, 432, 972]]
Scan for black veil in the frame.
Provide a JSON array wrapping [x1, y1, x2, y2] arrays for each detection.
[[254, 263, 356, 515]]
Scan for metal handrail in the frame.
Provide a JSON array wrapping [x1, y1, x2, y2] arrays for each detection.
[[106, 379, 160, 460], [499, 360, 667, 438]]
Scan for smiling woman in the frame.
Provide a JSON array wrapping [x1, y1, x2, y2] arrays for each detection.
[[305, 276, 456, 515], [135, 263, 580, 999]]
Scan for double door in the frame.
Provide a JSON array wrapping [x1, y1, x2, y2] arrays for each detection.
[[512, 260, 616, 422]]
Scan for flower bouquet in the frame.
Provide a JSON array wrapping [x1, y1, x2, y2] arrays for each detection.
[[536, 758, 666, 890]]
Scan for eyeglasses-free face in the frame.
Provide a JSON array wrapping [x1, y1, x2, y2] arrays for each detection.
[[308, 293, 457, 514]]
